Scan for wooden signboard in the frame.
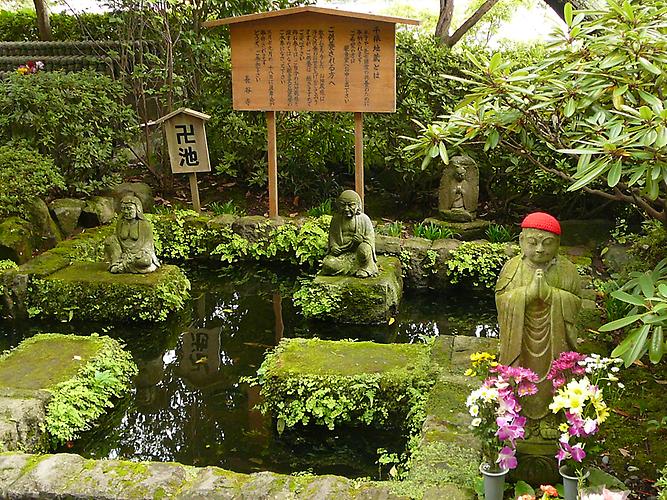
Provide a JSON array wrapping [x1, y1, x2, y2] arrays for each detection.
[[155, 107, 211, 212], [163, 110, 211, 175], [204, 7, 418, 216], [228, 13, 396, 112]]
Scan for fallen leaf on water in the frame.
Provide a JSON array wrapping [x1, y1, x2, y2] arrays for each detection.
[[388, 317, 395, 325]]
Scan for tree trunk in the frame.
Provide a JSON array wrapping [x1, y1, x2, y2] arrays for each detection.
[[33, 0, 52, 41], [542, 0, 590, 21], [448, 0, 501, 47], [436, 0, 501, 47], [435, 0, 455, 44]]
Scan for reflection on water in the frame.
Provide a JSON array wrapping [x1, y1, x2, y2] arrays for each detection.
[[0, 265, 498, 477]]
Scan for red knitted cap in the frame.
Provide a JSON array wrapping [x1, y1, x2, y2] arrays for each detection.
[[521, 212, 561, 235]]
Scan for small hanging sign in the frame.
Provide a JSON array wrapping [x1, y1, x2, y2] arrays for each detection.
[[154, 107, 211, 212]]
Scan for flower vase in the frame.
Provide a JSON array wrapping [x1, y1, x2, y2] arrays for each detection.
[[479, 463, 509, 500], [559, 465, 590, 500]]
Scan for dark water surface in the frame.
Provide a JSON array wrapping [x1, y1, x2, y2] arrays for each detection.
[[0, 265, 498, 478]]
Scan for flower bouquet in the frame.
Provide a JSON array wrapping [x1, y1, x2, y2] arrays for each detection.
[[17, 60, 44, 75], [547, 352, 623, 476], [465, 353, 539, 472]]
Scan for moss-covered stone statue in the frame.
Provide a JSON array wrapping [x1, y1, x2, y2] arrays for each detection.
[[496, 212, 581, 420], [104, 194, 160, 274], [321, 190, 378, 278], [438, 155, 479, 222]]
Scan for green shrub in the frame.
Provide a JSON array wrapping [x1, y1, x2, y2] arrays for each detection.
[[208, 200, 244, 216], [0, 143, 64, 217], [0, 71, 137, 194], [485, 223, 517, 243], [377, 221, 403, 237], [0, 10, 119, 41], [445, 241, 510, 288]]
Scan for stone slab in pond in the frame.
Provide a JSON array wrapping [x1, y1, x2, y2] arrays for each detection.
[[28, 262, 190, 322], [0, 334, 136, 453], [256, 338, 434, 432], [301, 255, 402, 324]]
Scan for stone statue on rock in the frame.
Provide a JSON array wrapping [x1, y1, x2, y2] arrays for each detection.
[[438, 155, 479, 222], [321, 190, 378, 278], [495, 212, 582, 420], [104, 194, 160, 274]]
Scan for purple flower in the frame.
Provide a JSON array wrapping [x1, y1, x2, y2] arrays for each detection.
[[517, 380, 538, 396], [497, 446, 518, 470], [570, 444, 586, 462]]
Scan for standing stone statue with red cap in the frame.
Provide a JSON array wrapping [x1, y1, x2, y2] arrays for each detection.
[[496, 212, 582, 421]]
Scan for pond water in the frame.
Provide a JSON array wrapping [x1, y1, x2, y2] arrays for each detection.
[[0, 265, 498, 478]]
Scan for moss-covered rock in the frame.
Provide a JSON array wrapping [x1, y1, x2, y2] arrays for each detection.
[[27, 198, 62, 252], [80, 196, 116, 227], [108, 181, 154, 213], [295, 256, 403, 324], [49, 198, 85, 236], [27, 262, 190, 322], [423, 218, 491, 241], [0, 216, 33, 264], [255, 338, 434, 432], [0, 334, 136, 451]]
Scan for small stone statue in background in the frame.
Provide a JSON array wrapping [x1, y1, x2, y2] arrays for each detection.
[[438, 155, 479, 222], [321, 190, 378, 278], [105, 194, 160, 274], [495, 212, 581, 420]]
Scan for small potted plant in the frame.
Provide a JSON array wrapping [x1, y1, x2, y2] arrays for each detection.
[[547, 352, 624, 500], [465, 352, 538, 500]]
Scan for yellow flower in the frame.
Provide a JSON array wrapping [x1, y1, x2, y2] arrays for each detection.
[[559, 423, 569, 432], [464, 368, 476, 377], [17, 66, 29, 75]]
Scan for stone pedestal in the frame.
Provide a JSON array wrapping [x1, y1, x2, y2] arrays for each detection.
[[304, 255, 402, 324]]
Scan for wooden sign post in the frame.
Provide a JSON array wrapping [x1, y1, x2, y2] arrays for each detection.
[[204, 6, 418, 216], [157, 107, 212, 213]]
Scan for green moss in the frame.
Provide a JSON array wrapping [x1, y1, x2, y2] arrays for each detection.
[[27, 262, 190, 322], [269, 338, 431, 377], [254, 338, 434, 433], [36, 333, 137, 445], [0, 334, 101, 390], [295, 256, 403, 324]]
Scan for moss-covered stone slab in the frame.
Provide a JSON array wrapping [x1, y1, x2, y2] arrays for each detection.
[[27, 262, 190, 322], [0, 216, 33, 264], [255, 338, 434, 432], [296, 256, 403, 324], [0, 334, 136, 453]]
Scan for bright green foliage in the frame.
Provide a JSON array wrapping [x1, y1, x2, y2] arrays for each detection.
[[0, 143, 64, 217], [410, 0, 667, 228], [208, 200, 244, 216], [445, 241, 510, 288], [292, 280, 342, 318], [0, 10, 120, 41], [306, 199, 332, 217], [0, 259, 18, 272], [485, 223, 517, 243], [656, 464, 667, 500], [629, 220, 667, 269], [148, 210, 222, 260], [412, 222, 458, 240], [43, 334, 137, 445], [212, 216, 330, 269], [252, 338, 435, 433], [0, 71, 137, 194], [600, 258, 667, 366], [377, 221, 404, 238]]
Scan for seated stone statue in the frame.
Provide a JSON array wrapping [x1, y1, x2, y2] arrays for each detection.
[[104, 194, 160, 274], [495, 212, 581, 420], [320, 190, 378, 278], [438, 155, 479, 222]]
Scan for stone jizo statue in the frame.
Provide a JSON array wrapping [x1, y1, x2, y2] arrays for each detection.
[[321, 190, 378, 278], [438, 155, 479, 222], [105, 194, 160, 274], [495, 212, 581, 420]]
